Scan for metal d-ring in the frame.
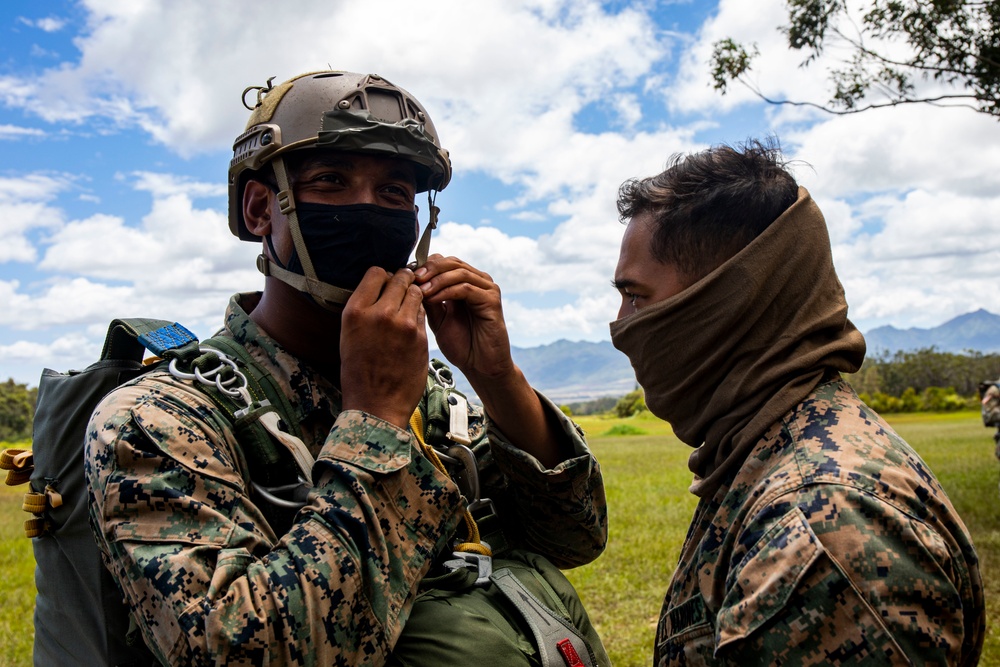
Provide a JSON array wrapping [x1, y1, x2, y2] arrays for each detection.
[[168, 347, 250, 401]]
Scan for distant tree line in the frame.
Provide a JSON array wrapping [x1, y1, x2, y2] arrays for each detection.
[[0, 379, 37, 443], [563, 388, 649, 418], [849, 348, 1000, 397], [563, 396, 620, 416], [846, 348, 1000, 413]]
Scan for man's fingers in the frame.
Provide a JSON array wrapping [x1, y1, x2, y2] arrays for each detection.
[[381, 268, 417, 306], [421, 283, 494, 308], [416, 255, 493, 286], [351, 266, 392, 305], [349, 267, 417, 310], [400, 283, 426, 323]]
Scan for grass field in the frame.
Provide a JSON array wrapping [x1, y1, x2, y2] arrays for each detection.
[[2, 410, 997, 666]]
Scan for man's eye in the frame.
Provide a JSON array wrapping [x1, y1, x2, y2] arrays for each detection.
[[382, 185, 410, 197]]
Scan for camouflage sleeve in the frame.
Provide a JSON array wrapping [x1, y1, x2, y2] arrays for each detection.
[[482, 390, 608, 569], [713, 485, 977, 666], [86, 376, 464, 666]]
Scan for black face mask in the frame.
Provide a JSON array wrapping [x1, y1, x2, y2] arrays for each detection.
[[279, 203, 418, 291]]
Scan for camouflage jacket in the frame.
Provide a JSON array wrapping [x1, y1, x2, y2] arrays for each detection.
[[656, 379, 984, 666], [86, 293, 607, 666]]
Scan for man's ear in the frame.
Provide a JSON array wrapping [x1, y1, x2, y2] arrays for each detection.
[[243, 180, 273, 238]]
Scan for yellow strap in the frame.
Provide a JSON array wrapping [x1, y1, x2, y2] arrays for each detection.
[[22, 491, 47, 514], [24, 516, 47, 539], [4, 469, 30, 486], [409, 409, 492, 558]]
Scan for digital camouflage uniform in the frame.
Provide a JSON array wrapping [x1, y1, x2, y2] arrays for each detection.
[[86, 292, 607, 666], [655, 379, 984, 666]]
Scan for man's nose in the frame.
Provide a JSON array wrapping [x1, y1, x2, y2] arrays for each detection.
[[352, 182, 379, 205]]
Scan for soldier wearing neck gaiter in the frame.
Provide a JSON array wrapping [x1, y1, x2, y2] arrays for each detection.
[[610, 140, 984, 666]]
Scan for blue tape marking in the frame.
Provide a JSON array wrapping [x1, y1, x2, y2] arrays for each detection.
[[138, 323, 198, 356]]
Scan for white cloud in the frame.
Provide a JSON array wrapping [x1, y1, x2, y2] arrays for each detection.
[[19, 16, 67, 32], [0, 124, 45, 139], [0, 174, 71, 263], [821, 187, 1000, 330], [786, 106, 1000, 199], [132, 171, 227, 199], [500, 292, 622, 346], [0, 277, 136, 329], [2, 0, 667, 160], [666, 0, 805, 114], [37, 176, 259, 291]]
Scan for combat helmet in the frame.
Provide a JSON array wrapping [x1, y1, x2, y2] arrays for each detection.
[[228, 71, 452, 307]]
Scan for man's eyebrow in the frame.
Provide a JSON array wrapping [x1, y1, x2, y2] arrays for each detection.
[[301, 156, 415, 183], [610, 278, 635, 291], [385, 167, 416, 184], [297, 156, 353, 174]]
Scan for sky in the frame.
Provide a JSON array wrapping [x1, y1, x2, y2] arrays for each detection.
[[2, 0, 999, 386]]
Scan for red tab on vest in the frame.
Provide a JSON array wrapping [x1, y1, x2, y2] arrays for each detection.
[[556, 638, 584, 667]]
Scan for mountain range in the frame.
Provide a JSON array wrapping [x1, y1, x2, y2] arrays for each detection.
[[434, 339, 636, 404], [864, 309, 1000, 355], [437, 309, 1000, 403]]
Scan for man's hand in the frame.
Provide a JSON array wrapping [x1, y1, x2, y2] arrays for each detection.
[[340, 267, 428, 429], [414, 254, 515, 384], [415, 255, 567, 468]]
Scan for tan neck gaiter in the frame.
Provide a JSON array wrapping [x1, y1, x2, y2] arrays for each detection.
[[609, 187, 866, 498]]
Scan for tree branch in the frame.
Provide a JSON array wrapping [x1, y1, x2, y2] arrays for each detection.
[[735, 76, 990, 115]]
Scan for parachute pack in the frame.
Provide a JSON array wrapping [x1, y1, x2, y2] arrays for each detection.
[[1, 318, 608, 667]]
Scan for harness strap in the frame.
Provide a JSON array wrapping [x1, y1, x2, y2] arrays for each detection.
[[490, 568, 597, 667], [409, 408, 491, 558], [412, 192, 439, 267], [201, 336, 314, 485]]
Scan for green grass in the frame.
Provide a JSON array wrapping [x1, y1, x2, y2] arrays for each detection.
[[602, 424, 648, 437], [3, 412, 999, 666], [0, 440, 35, 667]]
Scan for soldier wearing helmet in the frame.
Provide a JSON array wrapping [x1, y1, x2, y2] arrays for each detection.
[[85, 71, 609, 665]]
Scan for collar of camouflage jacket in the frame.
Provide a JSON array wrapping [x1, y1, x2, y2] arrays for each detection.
[[610, 187, 866, 498], [224, 292, 342, 433]]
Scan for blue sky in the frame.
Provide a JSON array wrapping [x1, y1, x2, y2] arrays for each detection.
[[3, 0, 1000, 385]]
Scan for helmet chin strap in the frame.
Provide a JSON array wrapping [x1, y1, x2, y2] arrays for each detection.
[[255, 156, 440, 310], [411, 190, 439, 268]]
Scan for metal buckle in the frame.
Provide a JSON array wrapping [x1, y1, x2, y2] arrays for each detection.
[[443, 551, 493, 586], [444, 444, 479, 503], [430, 363, 455, 389]]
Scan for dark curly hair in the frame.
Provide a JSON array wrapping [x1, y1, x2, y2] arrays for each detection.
[[617, 137, 799, 281]]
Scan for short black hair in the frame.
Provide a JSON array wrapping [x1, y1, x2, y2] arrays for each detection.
[[617, 137, 799, 281]]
